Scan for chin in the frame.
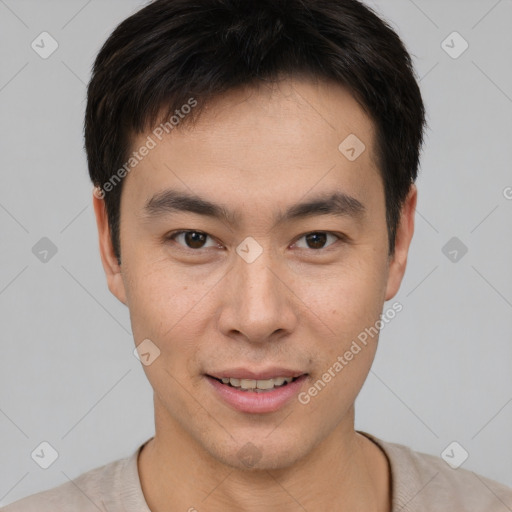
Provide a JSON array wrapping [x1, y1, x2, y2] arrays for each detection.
[[203, 432, 313, 472]]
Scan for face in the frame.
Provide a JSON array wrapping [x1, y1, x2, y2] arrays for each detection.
[[94, 77, 415, 471]]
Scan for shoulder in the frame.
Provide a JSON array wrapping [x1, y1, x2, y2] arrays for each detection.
[[360, 431, 512, 512], [1, 452, 132, 512]]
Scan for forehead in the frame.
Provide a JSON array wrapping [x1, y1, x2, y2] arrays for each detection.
[[123, 77, 382, 219]]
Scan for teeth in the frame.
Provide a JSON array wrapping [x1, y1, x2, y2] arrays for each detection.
[[219, 376, 295, 390], [240, 379, 257, 389]]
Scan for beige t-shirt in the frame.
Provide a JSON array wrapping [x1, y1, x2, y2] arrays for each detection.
[[3, 431, 512, 511]]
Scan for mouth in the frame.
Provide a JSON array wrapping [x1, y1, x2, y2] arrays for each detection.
[[207, 375, 305, 393], [204, 372, 309, 413]]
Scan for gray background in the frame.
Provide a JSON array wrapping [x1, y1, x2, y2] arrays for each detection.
[[1, 0, 511, 506]]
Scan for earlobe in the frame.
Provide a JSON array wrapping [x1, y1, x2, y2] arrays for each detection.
[[384, 184, 417, 301], [92, 189, 128, 305]]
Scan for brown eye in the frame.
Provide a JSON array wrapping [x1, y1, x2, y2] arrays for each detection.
[[184, 231, 207, 249], [294, 232, 340, 250], [168, 230, 217, 250], [305, 232, 327, 249]]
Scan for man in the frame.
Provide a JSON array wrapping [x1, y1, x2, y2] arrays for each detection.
[[4, 0, 512, 510]]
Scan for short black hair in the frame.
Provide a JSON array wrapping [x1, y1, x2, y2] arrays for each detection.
[[85, 0, 427, 262]]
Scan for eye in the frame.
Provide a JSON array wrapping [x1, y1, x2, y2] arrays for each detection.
[[292, 231, 342, 250], [166, 230, 220, 250]]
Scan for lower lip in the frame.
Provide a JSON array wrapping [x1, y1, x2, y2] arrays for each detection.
[[205, 375, 308, 414]]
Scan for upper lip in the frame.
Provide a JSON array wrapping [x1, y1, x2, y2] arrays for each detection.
[[207, 367, 307, 380]]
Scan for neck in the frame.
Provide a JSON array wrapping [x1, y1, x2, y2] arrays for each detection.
[[138, 400, 390, 512]]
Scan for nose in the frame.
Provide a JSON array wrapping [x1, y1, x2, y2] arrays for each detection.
[[217, 243, 299, 344]]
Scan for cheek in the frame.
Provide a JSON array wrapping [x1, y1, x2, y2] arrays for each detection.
[[297, 268, 386, 423], [122, 254, 211, 357], [298, 254, 388, 337], [124, 263, 213, 406]]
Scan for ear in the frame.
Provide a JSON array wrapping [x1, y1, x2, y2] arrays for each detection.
[[384, 184, 417, 301], [92, 188, 128, 305]]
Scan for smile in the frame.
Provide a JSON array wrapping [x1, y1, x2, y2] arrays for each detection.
[[205, 374, 309, 413], [210, 376, 299, 392]]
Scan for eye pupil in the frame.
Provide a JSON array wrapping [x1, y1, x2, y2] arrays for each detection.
[[185, 231, 206, 249], [306, 232, 327, 249]]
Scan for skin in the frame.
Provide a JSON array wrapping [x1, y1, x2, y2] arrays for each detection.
[[93, 77, 416, 512]]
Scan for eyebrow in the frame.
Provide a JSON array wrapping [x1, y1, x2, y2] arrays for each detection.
[[143, 188, 366, 227]]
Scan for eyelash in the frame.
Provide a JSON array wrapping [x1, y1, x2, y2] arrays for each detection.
[[165, 230, 347, 253]]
